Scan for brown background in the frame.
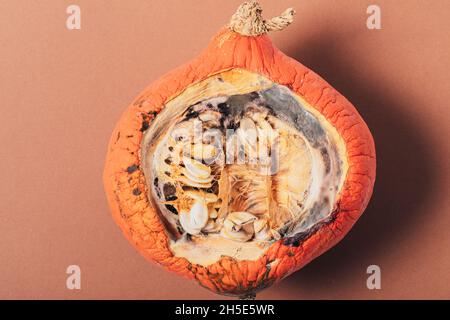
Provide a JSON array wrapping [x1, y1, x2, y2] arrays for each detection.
[[0, 0, 449, 299]]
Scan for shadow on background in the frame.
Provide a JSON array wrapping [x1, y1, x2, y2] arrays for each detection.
[[278, 29, 437, 293]]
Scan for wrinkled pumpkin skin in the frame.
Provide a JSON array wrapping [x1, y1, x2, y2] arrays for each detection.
[[103, 27, 376, 296]]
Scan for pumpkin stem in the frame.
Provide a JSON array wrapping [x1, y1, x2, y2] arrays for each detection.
[[229, 1, 295, 36]]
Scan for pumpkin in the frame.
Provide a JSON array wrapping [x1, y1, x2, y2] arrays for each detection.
[[103, 1, 376, 298]]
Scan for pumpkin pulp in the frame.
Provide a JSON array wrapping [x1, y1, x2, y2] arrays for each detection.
[[141, 69, 348, 266]]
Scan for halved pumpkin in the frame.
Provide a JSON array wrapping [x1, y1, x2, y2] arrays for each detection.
[[103, 1, 376, 298]]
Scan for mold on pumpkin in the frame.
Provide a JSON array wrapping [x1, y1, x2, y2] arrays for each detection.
[[104, 1, 376, 298]]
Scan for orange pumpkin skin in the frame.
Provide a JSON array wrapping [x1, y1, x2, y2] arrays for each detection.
[[103, 24, 376, 296]]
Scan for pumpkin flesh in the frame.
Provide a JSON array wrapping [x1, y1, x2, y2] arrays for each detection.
[[140, 69, 347, 266]]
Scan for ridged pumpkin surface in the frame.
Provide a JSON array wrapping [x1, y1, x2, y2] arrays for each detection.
[[103, 2, 375, 297]]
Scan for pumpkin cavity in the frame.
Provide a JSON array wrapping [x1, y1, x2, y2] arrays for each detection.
[[141, 69, 348, 266]]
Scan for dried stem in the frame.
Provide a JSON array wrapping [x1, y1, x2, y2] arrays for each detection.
[[229, 1, 295, 36]]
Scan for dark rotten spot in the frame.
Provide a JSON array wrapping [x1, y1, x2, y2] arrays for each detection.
[[140, 121, 149, 132], [184, 110, 200, 120], [165, 195, 177, 201], [126, 164, 138, 174], [165, 205, 178, 215], [217, 103, 229, 115], [249, 91, 260, 100], [163, 183, 176, 199], [227, 121, 239, 130], [132, 188, 141, 196], [282, 229, 311, 247], [320, 147, 331, 174], [283, 204, 339, 247]]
